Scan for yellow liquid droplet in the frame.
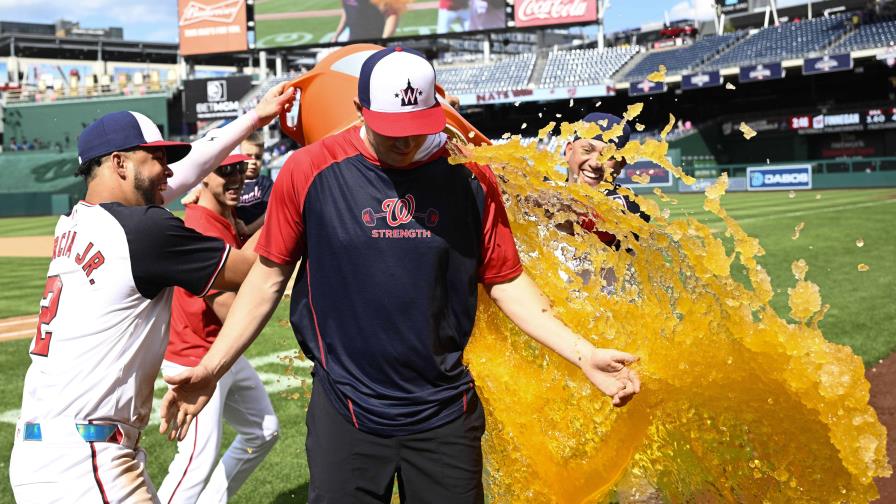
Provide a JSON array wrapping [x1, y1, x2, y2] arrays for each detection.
[[858, 263, 870, 272], [452, 116, 889, 502], [739, 122, 757, 139], [647, 65, 667, 83]]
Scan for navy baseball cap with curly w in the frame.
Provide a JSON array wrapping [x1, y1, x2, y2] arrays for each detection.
[[78, 111, 191, 166]]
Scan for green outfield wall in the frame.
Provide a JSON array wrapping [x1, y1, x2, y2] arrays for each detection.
[[3, 94, 170, 151]]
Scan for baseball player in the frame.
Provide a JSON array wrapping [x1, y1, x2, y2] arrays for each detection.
[[8, 84, 293, 503], [158, 154, 279, 504], [160, 47, 639, 503], [564, 112, 651, 248]]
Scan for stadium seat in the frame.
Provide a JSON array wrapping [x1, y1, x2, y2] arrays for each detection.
[[832, 16, 896, 52], [704, 14, 850, 69], [541, 46, 639, 88], [619, 34, 741, 82], [435, 54, 536, 94]]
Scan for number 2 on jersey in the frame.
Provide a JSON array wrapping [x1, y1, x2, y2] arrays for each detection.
[[32, 275, 63, 357]]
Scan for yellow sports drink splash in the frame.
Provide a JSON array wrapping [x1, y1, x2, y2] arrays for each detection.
[[282, 45, 890, 503]]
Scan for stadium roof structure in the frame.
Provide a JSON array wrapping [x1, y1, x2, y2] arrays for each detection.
[[725, 0, 868, 30], [0, 32, 179, 63], [0, 32, 265, 66]]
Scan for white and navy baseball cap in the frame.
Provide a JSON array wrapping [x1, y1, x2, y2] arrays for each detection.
[[358, 47, 446, 137], [77, 111, 191, 166]]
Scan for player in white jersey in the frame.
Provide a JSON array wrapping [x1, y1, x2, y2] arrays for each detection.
[[9, 84, 294, 504]]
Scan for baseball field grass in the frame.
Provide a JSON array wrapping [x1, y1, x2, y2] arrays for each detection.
[[0, 186, 892, 502]]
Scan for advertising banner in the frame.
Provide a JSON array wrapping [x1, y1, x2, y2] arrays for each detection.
[[716, 0, 749, 14], [255, 0, 508, 50], [628, 79, 667, 96], [802, 53, 853, 75], [456, 83, 610, 106], [183, 75, 252, 121], [739, 62, 784, 83], [617, 161, 673, 188], [509, 0, 598, 29], [679, 176, 747, 193], [178, 0, 248, 56], [865, 107, 896, 130], [747, 165, 812, 191], [681, 70, 722, 91]]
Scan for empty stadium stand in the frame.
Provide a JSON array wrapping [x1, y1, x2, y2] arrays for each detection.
[[436, 53, 536, 94], [540, 46, 639, 88], [619, 33, 742, 82], [832, 16, 896, 52], [704, 14, 850, 70]]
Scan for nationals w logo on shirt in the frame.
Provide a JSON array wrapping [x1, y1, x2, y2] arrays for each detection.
[[382, 195, 415, 226], [361, 195, 440, 238]]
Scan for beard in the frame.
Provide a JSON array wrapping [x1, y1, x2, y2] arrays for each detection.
[[134, 170, 162, 205]]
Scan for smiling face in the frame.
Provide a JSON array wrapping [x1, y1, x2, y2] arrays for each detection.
[[203, 162, 246, 210], [126, 147, 172, 205], [564, 138, 625, 187]]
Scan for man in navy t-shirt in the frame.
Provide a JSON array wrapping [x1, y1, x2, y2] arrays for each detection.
[[162, 47, 641, 504]]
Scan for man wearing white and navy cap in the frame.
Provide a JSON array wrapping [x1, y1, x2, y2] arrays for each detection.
[[161, 47, 640, 503], [9, 84, 293, 503]]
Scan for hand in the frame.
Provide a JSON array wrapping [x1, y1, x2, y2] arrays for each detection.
[[235, 218, 250, 240], [580, 347, 640, 407], [254, 83, 296, 127], [179, 186, 201, 205], [159, 364, 218, 441]]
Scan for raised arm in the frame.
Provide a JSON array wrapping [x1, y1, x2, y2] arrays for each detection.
[[160, 255, 294, 440], [162, 84, 294, 203], [485, 272, 640, 406]]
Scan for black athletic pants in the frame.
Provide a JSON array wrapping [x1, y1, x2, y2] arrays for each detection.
[[306, 379, 486, 504]]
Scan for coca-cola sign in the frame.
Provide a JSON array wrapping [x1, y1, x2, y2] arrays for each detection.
[[512, 0, 598, 28]]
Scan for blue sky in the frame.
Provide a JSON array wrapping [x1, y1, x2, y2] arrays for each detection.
[[0, 0, 807, 43]]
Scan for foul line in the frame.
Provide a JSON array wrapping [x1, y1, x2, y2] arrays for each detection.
[[0, 350, 314, 426], [709, 198, 896, 233]]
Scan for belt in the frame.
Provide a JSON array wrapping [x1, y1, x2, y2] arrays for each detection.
[[21, 421, 139, 448]]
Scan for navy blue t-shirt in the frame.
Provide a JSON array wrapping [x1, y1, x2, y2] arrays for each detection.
[[257, 126, 521, 436], [236, 174, 273, 225]]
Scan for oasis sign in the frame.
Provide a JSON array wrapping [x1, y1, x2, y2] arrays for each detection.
[[747, 165, 812, 191]]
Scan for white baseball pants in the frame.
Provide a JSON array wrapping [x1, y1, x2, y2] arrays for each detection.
[[10, 419, 157, 503], [157, 356, 279, 504]]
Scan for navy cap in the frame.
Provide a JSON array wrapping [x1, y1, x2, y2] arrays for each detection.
[[579, 112, 631, 148], [77, 111, 191, 166], [358, 47, 445, 137]]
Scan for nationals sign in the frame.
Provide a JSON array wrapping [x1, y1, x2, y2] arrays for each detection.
[[511, 0, 598, 28]]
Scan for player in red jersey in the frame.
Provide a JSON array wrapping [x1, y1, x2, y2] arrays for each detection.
[[158, 154, 279, 503]]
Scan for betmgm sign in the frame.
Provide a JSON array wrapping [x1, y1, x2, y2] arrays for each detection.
[[184, 75, 252, 122], [747, 165, 812, 191]]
